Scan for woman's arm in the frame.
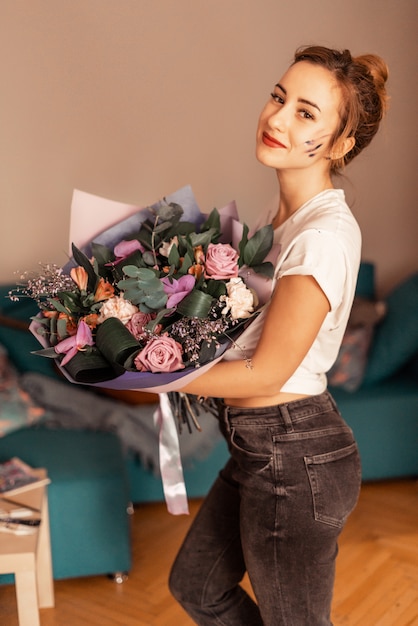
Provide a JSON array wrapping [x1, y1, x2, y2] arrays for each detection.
[[179, 274, 330, 400]]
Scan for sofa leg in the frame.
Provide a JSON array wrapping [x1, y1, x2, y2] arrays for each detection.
[[107, 571, 129, 584]]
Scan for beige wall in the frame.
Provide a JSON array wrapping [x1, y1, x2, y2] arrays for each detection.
[[1, 0, 417, 295]]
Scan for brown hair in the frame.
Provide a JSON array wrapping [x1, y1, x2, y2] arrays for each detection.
[[293, 45, 389, 172]]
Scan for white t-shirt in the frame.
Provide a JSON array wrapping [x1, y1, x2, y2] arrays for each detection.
[[223, 189, 362, 395]]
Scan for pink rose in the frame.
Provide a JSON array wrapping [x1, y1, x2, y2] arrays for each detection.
[[126, 312, 156, 340], [134, 335, 185, 373], [204, 243, 239, 280]]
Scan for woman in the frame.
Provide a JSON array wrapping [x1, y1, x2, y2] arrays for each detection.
[[169, 45, 388, 625]]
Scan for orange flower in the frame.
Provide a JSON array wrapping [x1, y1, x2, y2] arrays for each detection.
[[70, 266, 89, 291], [82, 313, 99, 329], [58, 312, 77, 336], [187, 245, 206, 279], [42, 310, 59, 320], [193, 245, 205, 264], [94, 278, 114, 302], [43, 308, 76, 337], [188, 264, 204, 280]]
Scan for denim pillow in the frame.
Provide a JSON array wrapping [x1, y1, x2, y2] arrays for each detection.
[[362, 273, 418, 385]]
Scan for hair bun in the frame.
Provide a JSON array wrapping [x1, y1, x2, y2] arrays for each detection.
[[355, 54, 389, 112]]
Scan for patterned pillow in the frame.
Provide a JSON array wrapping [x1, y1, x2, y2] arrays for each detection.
[[328, 325, 374, 392], [328, 297, 386, 392], [0, 345, 46, 437]]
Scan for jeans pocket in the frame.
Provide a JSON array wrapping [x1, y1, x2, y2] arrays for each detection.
[[304, 442, 361, 528], [229, 426, 272, 474]]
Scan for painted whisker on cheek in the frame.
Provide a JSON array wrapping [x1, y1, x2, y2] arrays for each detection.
[[306, 143, 323, 157], [300, 134, 331, 157]]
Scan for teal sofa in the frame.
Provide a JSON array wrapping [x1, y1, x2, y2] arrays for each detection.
[[126, 261, 418, 490], [328, 263, 418, 480], [0, 261, 417, 580]]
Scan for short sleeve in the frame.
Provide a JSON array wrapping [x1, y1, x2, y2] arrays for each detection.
[[276, 229, 347, 311]]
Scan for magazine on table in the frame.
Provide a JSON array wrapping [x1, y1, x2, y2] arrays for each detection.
[[0, 457, 50, 496]]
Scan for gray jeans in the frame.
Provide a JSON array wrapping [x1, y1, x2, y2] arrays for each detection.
[[169, 392, 361, 625]]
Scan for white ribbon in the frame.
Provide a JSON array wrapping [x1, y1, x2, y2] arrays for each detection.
[[153, 393, 189, 515]]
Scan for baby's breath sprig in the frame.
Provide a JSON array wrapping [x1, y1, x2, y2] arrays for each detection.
[[8, 264, 74, 304]]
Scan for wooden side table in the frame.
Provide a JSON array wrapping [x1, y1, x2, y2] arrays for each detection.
[[0, 470, 54, 626]]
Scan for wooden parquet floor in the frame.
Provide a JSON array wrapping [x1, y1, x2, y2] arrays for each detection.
[[1, 479, 417, 625]]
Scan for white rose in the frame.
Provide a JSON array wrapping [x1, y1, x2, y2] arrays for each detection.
[[221, 277, 255, 320], [97, 295, 139, 324], [159, 236, 179, 258]]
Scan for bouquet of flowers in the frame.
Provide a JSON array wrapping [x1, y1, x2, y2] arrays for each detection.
[[10, 186, 277, 514], [12, 186, 275, 393]]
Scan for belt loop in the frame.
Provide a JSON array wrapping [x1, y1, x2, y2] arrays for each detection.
[[280, 403, 294, 433], [223, 404, 232, 434], [224, 404, 229, 420]]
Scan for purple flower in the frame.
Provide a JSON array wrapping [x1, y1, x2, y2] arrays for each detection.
[[161, 275, 195, 308], [54, 320, 94, 366], [113, 239, 144, 263]]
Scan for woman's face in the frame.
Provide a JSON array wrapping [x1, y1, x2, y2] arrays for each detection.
[[256, 61, 344, 171]]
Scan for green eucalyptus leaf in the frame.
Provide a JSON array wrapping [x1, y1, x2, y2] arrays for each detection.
[[118, 268, 167, 311], [176, 251, 193, 275], [154, 201, 184, 223], [121, 266, 156, 279], [238, 223, 249, 266], [142, 251, 157, 266], [47, 298, 71, 316], [80, 293, 95, 309], [57, 316, 69, 339], [167, 244, 180, 267], [189, 229, 218, 249], [91, 242, 114, 267], [147, 307, 175, 331], [115, 249, 146, 273], [153, 221, 173, 235], [247, 261, 275, 279], [31, 347, 58, 359], [168, 221, 196, 237], [139, 291, 168, 314], [58, 291, 80, 309], [48, 317, 58, 345], [204, 279, 227, 299], [201, 208, 221, 234], [198, 338, 217, 364], [30, 315, 50, 327], [135, 224, 154, 250], [242, 224, 274, 267], [175, 234, 190, 258]]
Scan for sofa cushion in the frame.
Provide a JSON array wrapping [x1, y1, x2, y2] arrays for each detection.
[[355, 262, 375, 299], [0, 344, 46, 436], [0, 427, 132, 579], [328, 296, 386, 392], [362, 273, 418, 386]]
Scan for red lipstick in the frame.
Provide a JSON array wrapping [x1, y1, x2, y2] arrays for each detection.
[[262, 132, 286, 149]]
